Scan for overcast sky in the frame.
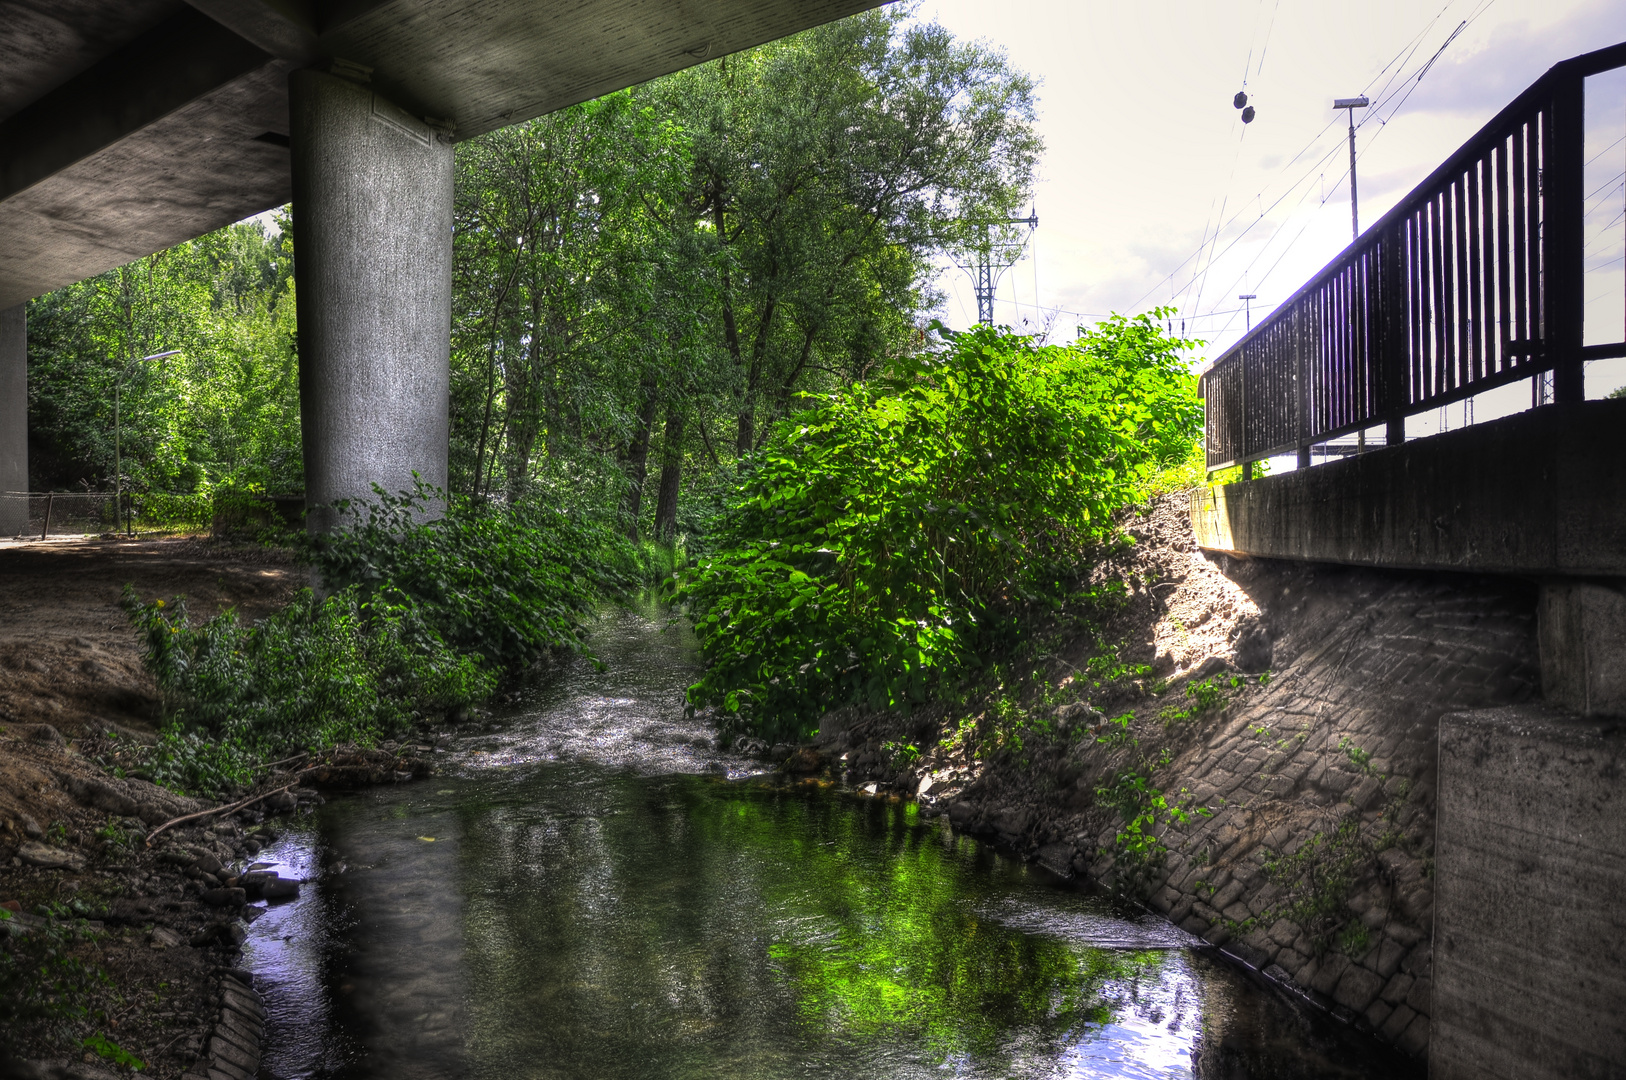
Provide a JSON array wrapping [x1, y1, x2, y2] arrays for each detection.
[[915, 0, 1626, 386]]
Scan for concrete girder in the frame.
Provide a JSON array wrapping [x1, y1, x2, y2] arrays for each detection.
[[290, 70, 451, 528], [0, 7, 271, 202], [0, 0, 881, 309]]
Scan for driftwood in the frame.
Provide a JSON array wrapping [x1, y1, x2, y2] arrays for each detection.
[[144, 770, 312, 846]]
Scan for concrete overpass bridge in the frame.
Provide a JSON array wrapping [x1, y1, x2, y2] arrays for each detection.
[[1190, 39, 1626, 1080], [0, 0, 876, 532]]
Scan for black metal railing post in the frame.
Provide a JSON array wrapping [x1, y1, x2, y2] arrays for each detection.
[[1546, 73, 1586, 403]]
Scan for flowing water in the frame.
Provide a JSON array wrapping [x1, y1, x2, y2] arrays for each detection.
[[242, 604, 1418, 1080]]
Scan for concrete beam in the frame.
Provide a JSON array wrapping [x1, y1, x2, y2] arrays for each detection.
[[1189, 400, 1626, 577], [0, 59, 294, 311], [0, 8, 271, 201], [290, 70, 452, 530], [0, 305, 24, 536], [182, 0, 321, 65], [1433, 704, 1626, 1079]]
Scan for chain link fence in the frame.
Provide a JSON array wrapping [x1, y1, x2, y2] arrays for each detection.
[[1, 492, 304, 540]]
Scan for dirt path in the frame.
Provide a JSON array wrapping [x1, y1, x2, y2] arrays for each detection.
[[0, 536, 301, 739]]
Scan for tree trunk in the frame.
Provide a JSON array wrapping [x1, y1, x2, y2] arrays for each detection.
[[621, 376, 658, 538], [653, 406, 685, 542]]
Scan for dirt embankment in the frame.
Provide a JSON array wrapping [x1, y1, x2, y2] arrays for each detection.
[[0, 537, 306, 1078], [796, 493, 1540, 1064]]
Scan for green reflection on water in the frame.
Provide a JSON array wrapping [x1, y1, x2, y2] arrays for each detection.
[[444, 771, 1175, 1079]]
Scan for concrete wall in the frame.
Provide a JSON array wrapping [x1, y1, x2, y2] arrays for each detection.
[[1432, 705, 1626, 1079], [289, 70, 452, 531], [0, 304, 25, 536], [1190, 400, 1626, 577]]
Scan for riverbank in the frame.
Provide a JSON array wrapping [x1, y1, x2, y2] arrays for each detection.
[[0, 537, 303, 1077], [780, 491, 1541, 1062]]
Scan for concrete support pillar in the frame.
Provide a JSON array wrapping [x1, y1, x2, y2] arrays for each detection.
[[1538, 580, 1626, 717], [288, 70, 452, 532], [0, 305, 26, 536], [1433, 705, 1626, 1079]]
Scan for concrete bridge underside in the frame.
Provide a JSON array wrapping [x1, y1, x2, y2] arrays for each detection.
[[0, 0, 878, 534], [1190, 403, 1626, 1080]]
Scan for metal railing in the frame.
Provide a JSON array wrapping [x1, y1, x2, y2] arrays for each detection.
[[1202, 39, 1626, 471]]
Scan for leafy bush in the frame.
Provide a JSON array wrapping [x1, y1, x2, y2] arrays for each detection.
[[123, 585, 494, 794], [681, 317, 1201, 741], [308, 482, 632, 670]]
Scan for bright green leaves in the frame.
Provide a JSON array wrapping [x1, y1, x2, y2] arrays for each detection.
[[682, 320, 1201, 741]]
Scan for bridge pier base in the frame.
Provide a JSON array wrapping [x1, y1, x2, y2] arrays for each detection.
[[1539, 581, 1626, 717], [1432, 704, 1626, 1080], [0, 305, 25, 537], [289, 69, 453, 532]]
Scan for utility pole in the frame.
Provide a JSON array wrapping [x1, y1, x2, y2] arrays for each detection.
[[1334, 96, 1370, 242], [973, 211, 1039, 324], [1239, 293, 1257, 333]]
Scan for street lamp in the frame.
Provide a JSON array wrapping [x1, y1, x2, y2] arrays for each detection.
[[114, 349, 180, 536], [1334, 96, 1370, 242], [1239, 293, 1258, 333]]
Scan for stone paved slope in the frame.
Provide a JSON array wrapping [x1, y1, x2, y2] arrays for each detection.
[[810, 492, 1542, 1061]]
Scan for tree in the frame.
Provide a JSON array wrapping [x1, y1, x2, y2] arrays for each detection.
[[652, 8, 1041, 454], [25, 218, 299, 495]]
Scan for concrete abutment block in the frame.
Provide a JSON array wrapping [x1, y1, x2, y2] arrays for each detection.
[[1538, 579, 1626, 717], [1432, 704, 1626, 1080]]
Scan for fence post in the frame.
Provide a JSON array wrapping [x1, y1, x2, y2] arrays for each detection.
[[1381, 223, 1408, 445], [1297, 306, 1312, 467], [1546, 74, 1585, 403], [41, 493, 52, 541]]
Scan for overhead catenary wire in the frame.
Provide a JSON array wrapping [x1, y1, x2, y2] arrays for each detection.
[[1129, 0, 1483, 315], [1189, 0, 1499, 340]]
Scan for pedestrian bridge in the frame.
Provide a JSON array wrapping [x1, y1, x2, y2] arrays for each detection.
[[1189, 39, 1626, 1080]]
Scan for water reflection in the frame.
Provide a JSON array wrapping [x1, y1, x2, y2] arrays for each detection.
[[244, 605, 1416, 1080]]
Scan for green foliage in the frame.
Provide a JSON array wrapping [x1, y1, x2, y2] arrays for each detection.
[[1139, 437, 1207, 498], [25, 216, 300, 494], [1157, 674, 1237, 726], [682, 319, 1201, 741], [1338, 736, 1381, 778], [1094, 750, 1208, 894], [309, 484, 630, 671], [122, 584, 494, 794], [1257, 821, 1371, 956], [882, 740, 921, 767], [81, 1032, 145, 1071]]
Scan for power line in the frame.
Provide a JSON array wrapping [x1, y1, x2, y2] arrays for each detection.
[[1129, 0, 1477, 314]]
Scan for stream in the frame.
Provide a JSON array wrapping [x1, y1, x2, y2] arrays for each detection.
[[240, 603, 1417, 1079]]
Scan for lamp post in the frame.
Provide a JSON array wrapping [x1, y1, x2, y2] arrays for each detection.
[[114, 349, 179, 536], [1334, 96, 1370, 242], [1239, 293, 1257, 333]]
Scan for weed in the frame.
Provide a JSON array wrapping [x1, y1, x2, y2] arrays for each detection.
[[1336, 920, 1371, 957], [1338, 736, 1382, 778], [82, 1032, 145, 1071], [1256, 820, 1371, 957], [882, 740, 921, 767]]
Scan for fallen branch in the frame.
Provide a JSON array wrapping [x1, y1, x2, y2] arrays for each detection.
[[145, 769, 313, 846]]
